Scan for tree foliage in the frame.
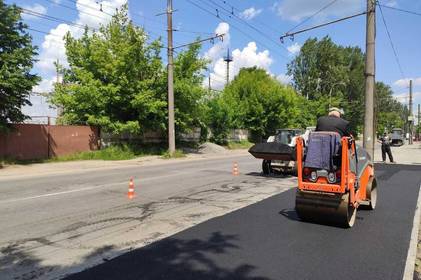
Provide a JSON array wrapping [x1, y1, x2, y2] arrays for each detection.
[[375, 82, 406, 134], [209, 67, 313, 142], [51, 6, 207, 136], [172, 42, 208, 134], [0, 1, 40, 131], [288, 36, 405, 135]]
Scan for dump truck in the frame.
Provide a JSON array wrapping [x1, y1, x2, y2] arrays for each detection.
[[390, 128, 404, 146]]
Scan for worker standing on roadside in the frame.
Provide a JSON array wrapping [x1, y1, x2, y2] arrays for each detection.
[[378, 132, 395, 163]]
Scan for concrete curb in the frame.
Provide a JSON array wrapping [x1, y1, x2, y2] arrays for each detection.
[[403, 183, 421, 280]]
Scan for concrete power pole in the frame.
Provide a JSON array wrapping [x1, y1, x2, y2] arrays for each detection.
[[56, 59, 60, 84], [417, 104, 421, 141], [208, 75, 211, 94], [167, 0, 175, 154], [363, 0, 376, 159], [224, 48, 233, 86], [409, 79, 413, 144]]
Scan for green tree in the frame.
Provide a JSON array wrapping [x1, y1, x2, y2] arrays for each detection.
[[375, 82, 406, 134], [287, 36, 365, 133], [0, 1, 40, 131], [204, 96, 230, 144], [52, 6, 208, 137], [217, 67, 308, 142], [172, 42, 208, 136], [51, 6, 165, 134]]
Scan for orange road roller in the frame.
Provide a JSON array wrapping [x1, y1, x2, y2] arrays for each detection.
[[295, 132, 377, 228]]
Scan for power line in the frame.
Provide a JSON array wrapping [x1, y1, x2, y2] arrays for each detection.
[[280, 11, 366, 41], [63, 0, 167, 26], [377, 3, 421, 17], [20, 8, 86, 29], [213, 0, 281, 35], [286, 0, 339, 34], [185, 0, 289, 59], [199, 0, 290, 54], [43, 0, 106, 22], [377, 2, 405, 79], [173, 33, 225, 49], [45, 0, 191, 46], [20, 6, 171, 45], [26, 27, 63, 38]]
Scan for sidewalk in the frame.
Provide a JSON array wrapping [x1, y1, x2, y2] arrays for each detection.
[[375, 141, 421, 165]]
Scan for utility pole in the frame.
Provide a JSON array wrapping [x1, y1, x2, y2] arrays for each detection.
[[167, 0, 175, 154], [417, 104, 421, 141], [409, 79, 413, 144], [224, 48, 233, 86], [56, 58, 60, 84], [363, 0, 376, 159], [208, 75, 211, 94]]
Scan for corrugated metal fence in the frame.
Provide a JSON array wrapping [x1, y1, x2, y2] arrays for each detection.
[[0, 124, 100, 160]]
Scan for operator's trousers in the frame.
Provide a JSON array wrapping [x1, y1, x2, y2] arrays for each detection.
[[381, 144, 394, 162]]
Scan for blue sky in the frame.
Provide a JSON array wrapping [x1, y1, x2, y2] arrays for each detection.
[[12, 0, 421, 119]]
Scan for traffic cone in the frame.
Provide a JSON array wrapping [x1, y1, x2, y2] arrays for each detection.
[[127, 178, 135, 199], [232, 162, 239, 176]]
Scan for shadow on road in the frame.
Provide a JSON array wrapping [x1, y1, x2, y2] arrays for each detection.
[[64, 231, 270, 280], [278, 208, 300, 222]]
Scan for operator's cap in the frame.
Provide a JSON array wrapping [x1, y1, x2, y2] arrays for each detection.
[[329, 107, 344, 115]]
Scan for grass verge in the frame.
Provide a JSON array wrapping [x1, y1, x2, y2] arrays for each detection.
[[226, 140, 254, 150], [49, 144, 167, 162], [161, 149, 186, 159], [0, 144, 167, 166]]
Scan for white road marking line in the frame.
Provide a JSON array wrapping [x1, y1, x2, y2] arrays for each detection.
[[0, 170, 195, 204], [403, 183, 421, 280], [0, 162, 259, 204]]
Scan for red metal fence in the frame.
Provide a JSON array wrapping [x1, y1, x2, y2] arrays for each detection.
[[0, 124, 100, 160]]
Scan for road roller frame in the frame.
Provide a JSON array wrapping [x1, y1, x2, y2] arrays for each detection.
[[295, 135, 376, 227]]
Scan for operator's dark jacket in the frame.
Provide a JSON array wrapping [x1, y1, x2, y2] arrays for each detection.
[[315, 115, 351, 137]]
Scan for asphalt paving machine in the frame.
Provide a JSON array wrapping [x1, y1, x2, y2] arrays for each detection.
[[295, 132, 377, 227]]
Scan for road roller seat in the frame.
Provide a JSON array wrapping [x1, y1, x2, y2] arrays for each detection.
[[303, 132, 342, 171]]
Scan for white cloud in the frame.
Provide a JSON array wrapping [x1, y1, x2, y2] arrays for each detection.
[[276, 74, 292, 84], [33, 77, 59, 93], [384, 0, 397, 8], [393, 78, 421, 88], [394, 92, 421, 100], [274, 0, 364, 22], [208, 42, 273, 90], [240, 7, 262, 20], [34, 0, 126, 93], [22, 4, 47, 20], [287, 42, 301, 55], [205, 22, 275, 90], [204, 22, 230, 69]]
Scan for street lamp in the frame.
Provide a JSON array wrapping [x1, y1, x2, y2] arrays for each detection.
[[329, 82, 346, 109]]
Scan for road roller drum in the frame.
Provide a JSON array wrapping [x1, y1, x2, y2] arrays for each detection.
[[294, 132, 376, 228]]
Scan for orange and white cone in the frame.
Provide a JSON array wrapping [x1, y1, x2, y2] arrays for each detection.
[[128, 178, 135, 199], [232, 162, 239, 176]]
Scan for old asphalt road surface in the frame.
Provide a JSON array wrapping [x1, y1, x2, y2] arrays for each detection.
[[65, 164, 421, 280], [2, 154, 294, 280]]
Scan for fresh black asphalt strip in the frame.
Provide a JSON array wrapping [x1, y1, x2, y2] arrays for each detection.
[[65, 164, 421, 280]]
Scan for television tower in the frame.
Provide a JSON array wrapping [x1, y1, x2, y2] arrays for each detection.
[[224, 48, 233, 86]]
